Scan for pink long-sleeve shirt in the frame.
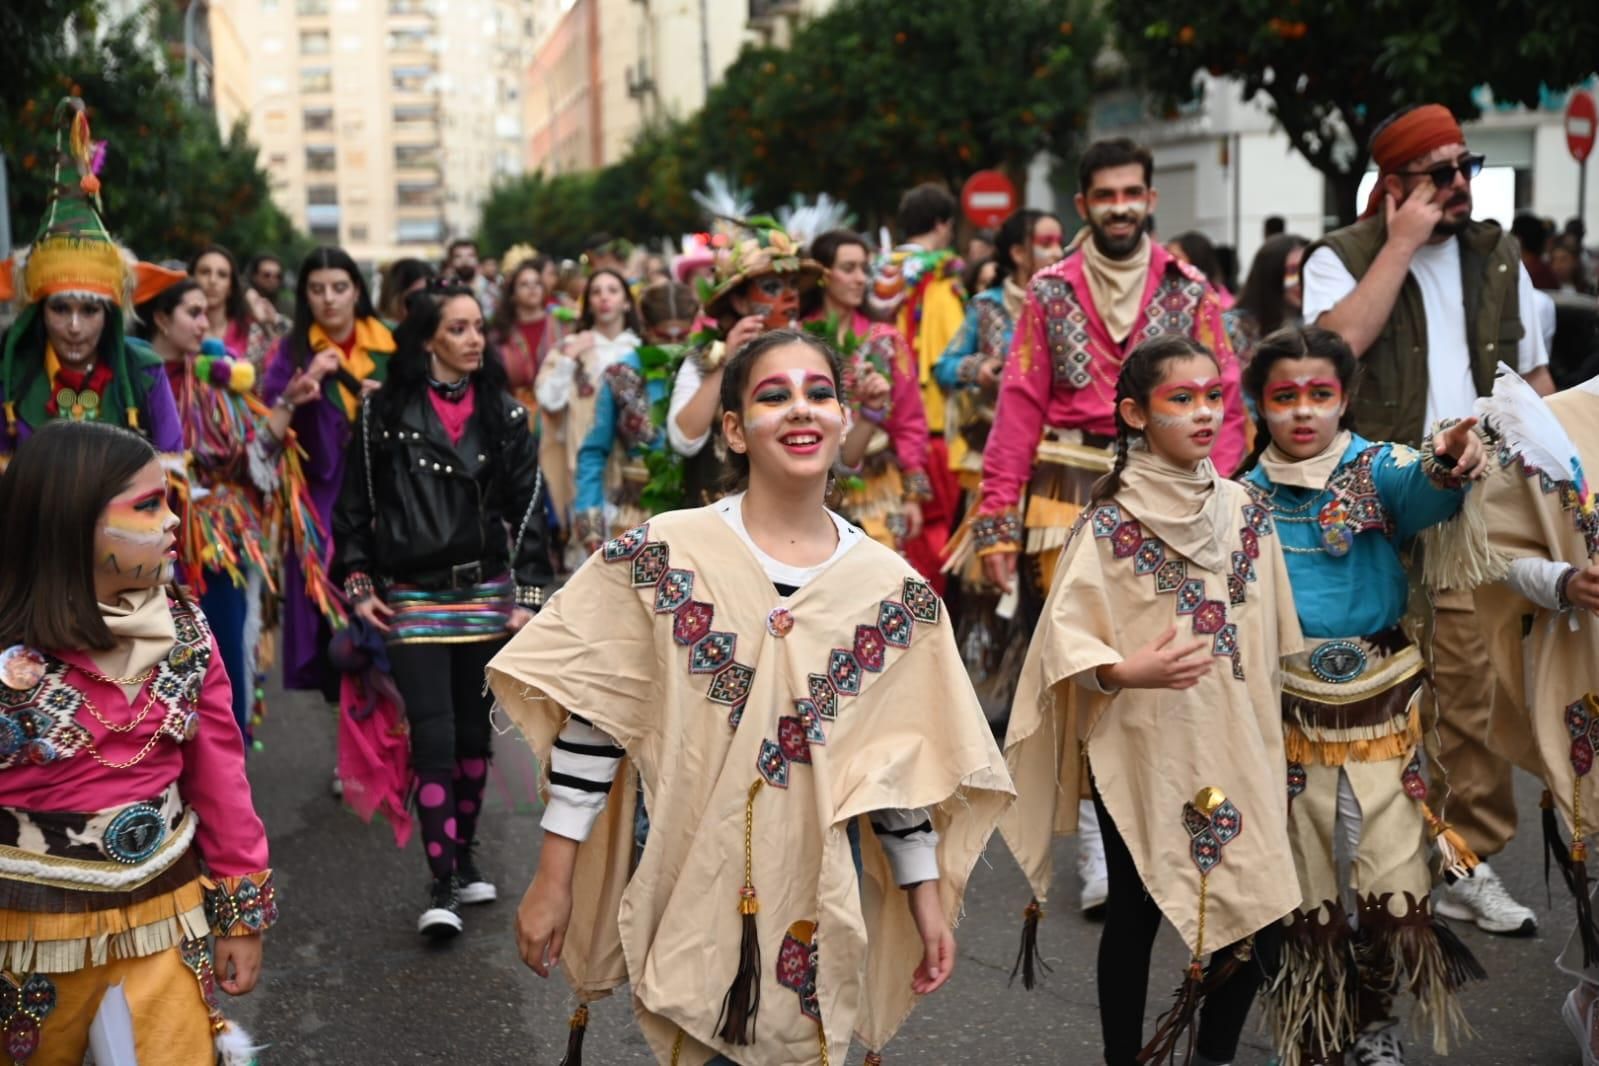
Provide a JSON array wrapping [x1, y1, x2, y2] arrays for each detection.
[[849, 311, 930, 476], [978, 244, 1245, 516], [0, 628, 269, 878]]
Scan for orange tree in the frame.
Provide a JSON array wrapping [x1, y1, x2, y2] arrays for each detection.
[[1112, 1, 1599, 224]]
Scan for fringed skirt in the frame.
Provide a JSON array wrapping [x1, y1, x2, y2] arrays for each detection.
[[837, 454, 910, 553]]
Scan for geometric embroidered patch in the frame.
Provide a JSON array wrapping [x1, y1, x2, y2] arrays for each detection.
[[1155, 559, 1187, 594], [602, 524, 649, 561], [654, 569, 695, 613], [1133, 538, 1165, 575], [1240, 526, 1260, 560], [775, 921, 821, 1022], [777, 715, 811, 765], [1111, 521, 1143, 559], [807, 674, 838, 721], [877, 601, 914, 648], [1091, 504, 1122, 538], [901, 578, 940, 625], [1567, 696, 1599, 779], [1400, 751, 1427, 800], [853, 625, 887, 672], [1175, 579, 1206, 615], [672, 601, 714, 647], [757, 739, 789, 789], [1182, 794, 1243, 876], [1227, 574, 1246, 606], [631, 542, 670, 587], [689, 631, 737, 675], [827, 648, 863, 696], [1193, 600, 1227, 636], [708, 662, 755, 705]]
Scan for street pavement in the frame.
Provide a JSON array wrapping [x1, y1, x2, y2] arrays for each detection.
[[230, 681, 1582, 1064]]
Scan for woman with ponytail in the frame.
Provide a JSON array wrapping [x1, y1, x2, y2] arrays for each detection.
[[1000, 333, 1304, 1066], [1239, 325, 1488, 1066]]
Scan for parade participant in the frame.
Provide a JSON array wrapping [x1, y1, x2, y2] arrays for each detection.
[[967, 139, 1245, 914], [570, 281, 700, 552], [491, 328, 1011, 1065], [867, 184, 965, 587], [490, 257, 563, 414], [245, 253, 286, 311], [536, 268, 644, 554], [667, 218, 822, 509], [262, 246, 395, 696], [442, 238, 497, 319], [189, 243, 288, 372], [378, 258, 436, 327], [1224, 233, 1308, 367], [1240, 327, 1488, 1066], [0, 420, 276, 1064], [0, 99, 183, 465], [1303, 103, 1552, 935], [1446, 372, 1599, 1059], [802, 229, 930, 561], [1000, 334, 1301, 1066], [1168, 232, 1235, 309], [333, 281, 552, 936]]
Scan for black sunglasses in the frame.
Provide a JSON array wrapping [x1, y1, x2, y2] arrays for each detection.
[[1397, 153, 1485, 187]]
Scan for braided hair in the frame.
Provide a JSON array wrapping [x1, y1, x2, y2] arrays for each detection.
[[1237, 325, 1359, 474], [1091, 333, 1218, 501]]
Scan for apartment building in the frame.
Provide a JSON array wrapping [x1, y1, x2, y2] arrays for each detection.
[[241, 0, 530, 266]]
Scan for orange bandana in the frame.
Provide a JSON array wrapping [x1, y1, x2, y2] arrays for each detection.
[[1362, 104, 1465, 217]]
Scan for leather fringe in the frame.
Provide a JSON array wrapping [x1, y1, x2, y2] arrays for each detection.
[[1136, 960, 1206, 1065], [716, 779, 765, 1046], [1282, 713, 1419, 767], [1008, 899, 1053, 990], [558, 1004, 589, 1066], [1260, 907, 1359, 1066], [1360, 893, 1486, 1055]]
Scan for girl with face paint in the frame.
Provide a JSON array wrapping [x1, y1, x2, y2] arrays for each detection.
[[1001, 333, 1309, 1066], [491, 329, 1011, 1065], [0, 421, 274, 1062], [1240, 326, 1489, 1064]]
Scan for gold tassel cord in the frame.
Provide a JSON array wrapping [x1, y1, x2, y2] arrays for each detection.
[[670, 1030, 683, 1065], [716, 778, 765, 1046]]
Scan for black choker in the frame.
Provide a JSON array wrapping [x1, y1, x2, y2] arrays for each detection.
[[427, 374, 471, 401]]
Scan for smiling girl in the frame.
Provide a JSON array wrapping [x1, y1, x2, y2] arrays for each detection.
[[1002, 334, 1304, 1066], [1239, 326, 1487, 1066], [0, 421, 274, 1064], [489, 330, 1011, 1065]]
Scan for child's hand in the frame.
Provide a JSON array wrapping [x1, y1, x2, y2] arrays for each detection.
[[1433, 416, 1486, 479], [1100, 626, 1211, 690], [906, 881, 955, 995], [517, 861, 575, 977], [215, 934, 263, 996]]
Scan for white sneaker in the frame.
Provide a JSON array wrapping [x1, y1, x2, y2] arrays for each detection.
[[1564, 984, 1599, 1066], [456, 845, 498, 905], [1351, 1027, 1405, 1065], [1077, 799, 1109, 916], [418, 876, 463, 938], [1433, 861, 1537, 935]]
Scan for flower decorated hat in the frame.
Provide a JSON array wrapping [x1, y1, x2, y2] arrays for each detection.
[[699, 216, 823, 322]]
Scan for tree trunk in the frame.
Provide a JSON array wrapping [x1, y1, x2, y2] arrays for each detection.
[[1329, 168, 1363, 228]]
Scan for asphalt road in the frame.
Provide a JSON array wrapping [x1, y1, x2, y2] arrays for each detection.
[[227, 682, 1583, 1065]]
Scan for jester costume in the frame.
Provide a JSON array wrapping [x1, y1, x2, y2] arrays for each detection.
[[1244, 431, 1486, 1064]]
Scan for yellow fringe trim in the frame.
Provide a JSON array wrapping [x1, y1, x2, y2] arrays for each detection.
[[0, 880, 209, 973], [1283, 712, 1421, 767]]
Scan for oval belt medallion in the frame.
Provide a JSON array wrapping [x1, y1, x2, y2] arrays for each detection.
[[1308, 640, 1368, 684], [105, 803, 166, 865]]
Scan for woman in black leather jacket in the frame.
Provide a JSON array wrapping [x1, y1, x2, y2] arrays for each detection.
[[334, 280, 553, 938]]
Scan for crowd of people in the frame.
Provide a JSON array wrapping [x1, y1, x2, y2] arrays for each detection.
[[2, 92, 1599, 1066]]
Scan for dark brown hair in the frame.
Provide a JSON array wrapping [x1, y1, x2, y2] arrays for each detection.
[[1092, 334, 1219, 500], [188, 244, 249, 330], [577, 268, 644, 336], [1078, 137, 1154, 196], [717, 328, 845, 491], [1233, 233, 1308, 337], [638, 281, 699, 332], [0, 421, 161, 652], [800, 228, 870, 319], [1238, 325, 1360, 472]]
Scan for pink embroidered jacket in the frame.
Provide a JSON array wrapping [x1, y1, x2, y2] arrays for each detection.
[[812, 310, 933, 496], [978, 243, 1246, 518], [0, 611, 269, 880]]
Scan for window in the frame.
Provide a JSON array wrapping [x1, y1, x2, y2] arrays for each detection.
[[306, 205, 341, 230], [396, 182, 441, 207], [397, 218, 444, 243], [307, 185, 338, 206], [268, 152, 289, 170], [389, 0, 430, 11], [390, 65, 433, 93], [349, 224, 369, 243], [300, 30, 330, 54], [310, 222, 340, 243], [303, 108, 333, 133], [300, 67, 332, 94], [394, 144, 439, 169], [386, 28, 429, 51], [305, 146, 337, 173], [296, 0, 328, 13], [392, 104, 438, 135]]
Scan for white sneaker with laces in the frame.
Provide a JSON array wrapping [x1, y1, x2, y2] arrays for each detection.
[[1351, 1026, 1405, 1066], [1432, 861, 1537, 935], [1077, 799, 1108, 915]]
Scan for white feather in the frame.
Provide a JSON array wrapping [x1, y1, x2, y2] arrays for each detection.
[[691, 172, 755, 223], [777, 193, 855, 249], [214, 1020, 266, 1066], [1475, 362, 1589, 493]]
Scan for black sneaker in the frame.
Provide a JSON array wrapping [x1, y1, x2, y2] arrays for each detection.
[[418, 875, 463, 938], [457, 844, 498, 905]]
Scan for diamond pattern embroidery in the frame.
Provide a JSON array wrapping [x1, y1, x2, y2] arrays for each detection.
[[1175, 579, 1206, 615], [1111, 522, 1143, 559], [689, 632, 737, 675], [808, 674, 838, 721], [1193, 601, 1227, 636], [631, 542, 670, 587], [1227, 574, 1246, 606], [1154, 559, 1187, 594], [854, 625, 887, 672], [901, 578, 940, 624], [877, 601, 914, 648], [778, 716, 811, 765], [1231, 551, 1255, 583], [828, 649, 863, 695], [654, 569, 694, 613], [1240, 526, 1259, 560], [673, 601, 714, 646], [708, 662, 754, 705], [1212, 623, 1239, 657], [1133, 539, 1165, 575], [602, 524, 648, 561], [757, 740, 789, 788], [1567, 698, 1599, 779]]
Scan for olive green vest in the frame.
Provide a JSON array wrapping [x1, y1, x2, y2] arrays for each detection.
[[1306, 216, 1523, 445]]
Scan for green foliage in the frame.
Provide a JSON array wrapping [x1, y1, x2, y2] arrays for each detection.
[[636, 343, 688, 512], [2, 7, 304, 262], [478, 0, 1103, 252], [1110, 0, 1599, 224]]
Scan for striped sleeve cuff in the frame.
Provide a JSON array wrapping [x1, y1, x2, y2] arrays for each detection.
[[541, 717, 625, 842], [869, 808, 941, 886]]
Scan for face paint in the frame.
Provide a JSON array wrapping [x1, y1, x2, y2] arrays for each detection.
[[95, 480, 179, 587], [1087, 200, 1148, 228], [1263, 376, 1344, 425], [745, 276, 800, 330], [1148, 377, 1224, 428], [743, 369, 844, 433]]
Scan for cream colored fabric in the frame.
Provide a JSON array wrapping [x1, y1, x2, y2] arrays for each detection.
[[1260, 430, 1354, 492], [486, 507, 1012, 1065], [1116, 449, 1232, 573], [1001, 477, 1304, 953], [92, 587, 175, 699], [1473, 384, 1599, 837], [1078, 233, 1152, 344]]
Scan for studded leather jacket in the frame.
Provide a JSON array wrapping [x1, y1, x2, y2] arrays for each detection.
[[333, 385, 553, 601]]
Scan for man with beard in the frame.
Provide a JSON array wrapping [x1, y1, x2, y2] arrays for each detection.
[[970, 137, 1245, 918], [443, 237, 499, 318], [1302, 104, 1553, 950]]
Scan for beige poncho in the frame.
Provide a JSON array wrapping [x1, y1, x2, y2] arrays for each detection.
[[487, 506, 1013, 1065], [1001, 450, 1304, 953]]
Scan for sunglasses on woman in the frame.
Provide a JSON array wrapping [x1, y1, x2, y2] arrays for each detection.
[[1398, 153, 1485, 187]]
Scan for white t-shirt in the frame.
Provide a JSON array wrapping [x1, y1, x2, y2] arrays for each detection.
[[1302, 243, 1549, 428], [712, 491, 861, 589], [666, 353, 711, 456]]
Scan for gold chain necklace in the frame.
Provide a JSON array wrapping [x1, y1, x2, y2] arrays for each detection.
[[79, 685, 161, 735], [85, 715, 173, 771], [75, 663, 158, 688]]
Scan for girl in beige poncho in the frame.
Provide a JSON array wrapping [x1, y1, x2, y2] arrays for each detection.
[[1001, 334, 1304, 1066], [488, 329, 1012, 1065]]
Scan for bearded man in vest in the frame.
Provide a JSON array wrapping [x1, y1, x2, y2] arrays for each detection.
[[1303, 103, 1553, 941]]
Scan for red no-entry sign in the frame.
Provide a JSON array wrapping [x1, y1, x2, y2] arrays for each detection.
[[961, 170, 1017, 229], [1567, 90, 1597, 163]]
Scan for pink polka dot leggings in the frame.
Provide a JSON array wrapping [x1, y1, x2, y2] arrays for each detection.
[[387, 638, 503, 881]]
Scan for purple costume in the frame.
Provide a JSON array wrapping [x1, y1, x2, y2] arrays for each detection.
[[0, 358, 184, 457]]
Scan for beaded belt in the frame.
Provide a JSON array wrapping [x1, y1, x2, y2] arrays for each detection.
[[0, 783, 193, 894]]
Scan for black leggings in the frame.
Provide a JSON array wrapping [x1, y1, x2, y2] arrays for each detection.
[[1094, 787, 1273, 1066], [386, 638, 503, 772]]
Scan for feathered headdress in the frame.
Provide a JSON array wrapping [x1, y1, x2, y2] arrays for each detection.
[[776, 193, 856, 251]]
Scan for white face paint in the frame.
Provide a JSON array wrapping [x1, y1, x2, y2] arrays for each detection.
[[742, 368, 844, 433], [1087, 200, 1148, 226]]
